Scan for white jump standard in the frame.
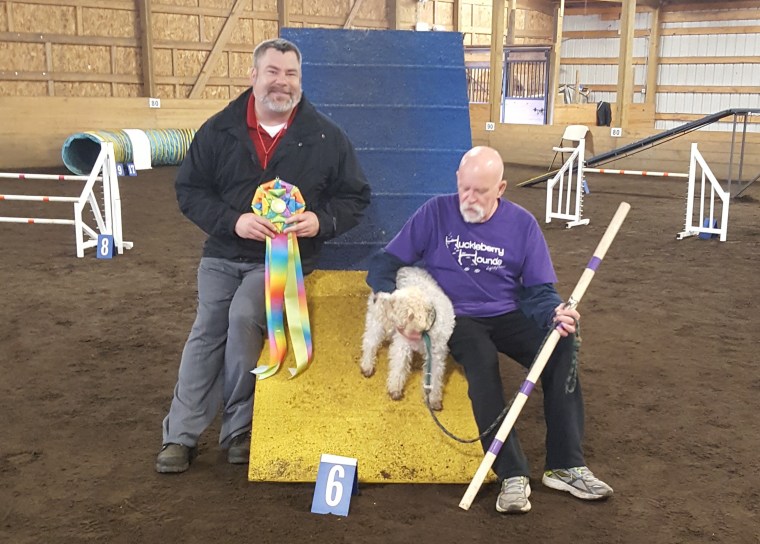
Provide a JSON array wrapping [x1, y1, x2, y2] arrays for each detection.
[[0, 142, 133, 257], [545, 137, 730, 241], [546, 138, 588, 228], [677, 143, 729, 242]]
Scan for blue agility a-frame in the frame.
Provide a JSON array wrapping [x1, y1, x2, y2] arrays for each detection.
[[281, 28, 472, 270]]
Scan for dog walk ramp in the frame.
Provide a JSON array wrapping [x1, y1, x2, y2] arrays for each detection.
[[248, 271, 496, 484]]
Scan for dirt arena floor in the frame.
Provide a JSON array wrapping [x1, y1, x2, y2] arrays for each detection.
[[1, 163, 758, 544]]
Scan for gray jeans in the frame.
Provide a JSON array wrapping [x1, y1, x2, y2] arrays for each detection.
[[162, 257, 266, 448]]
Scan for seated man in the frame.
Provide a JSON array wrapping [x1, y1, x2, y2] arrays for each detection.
[[366, 146, 612, 513]]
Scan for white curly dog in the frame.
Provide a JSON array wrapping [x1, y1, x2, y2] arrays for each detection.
[[360, 267, 455, 410]]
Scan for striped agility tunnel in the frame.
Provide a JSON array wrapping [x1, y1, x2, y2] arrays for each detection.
[[61, 128, 196, 175]]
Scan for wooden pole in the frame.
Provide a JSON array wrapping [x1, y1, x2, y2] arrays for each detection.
[[278, 0, 291, 30], [488, 0, 506, 124], [506, 0, 517, 45], [547, 0, 565, 125], [644, 5, 660, 114], [615, 0, 637, 128], [137, 0, 155, 98], [388, 0, 402, 30]]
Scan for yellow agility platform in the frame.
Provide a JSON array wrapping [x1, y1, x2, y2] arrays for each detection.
[[248, 270, 497, 484]]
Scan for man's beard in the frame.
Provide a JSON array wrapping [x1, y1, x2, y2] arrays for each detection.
[[259, 87, 302, 113], [460, 203, 486, 223]]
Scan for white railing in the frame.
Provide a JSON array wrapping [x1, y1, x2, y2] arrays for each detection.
[[677, 143, 730, 242], [546, 138, 589, 228], [0, 142, 133, 257]]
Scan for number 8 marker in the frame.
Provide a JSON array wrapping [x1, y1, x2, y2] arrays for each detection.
[[96, 234, 114, 260]]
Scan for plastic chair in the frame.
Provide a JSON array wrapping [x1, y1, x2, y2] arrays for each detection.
[[549, 125, 589, 171]]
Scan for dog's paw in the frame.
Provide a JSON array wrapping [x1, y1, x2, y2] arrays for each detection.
[[389, 390, 404, 401], [361, 366, 375, 378], [428, 399, 443, 411]]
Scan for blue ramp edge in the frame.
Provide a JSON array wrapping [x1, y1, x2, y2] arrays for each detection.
[[281, 28, 472, 270]]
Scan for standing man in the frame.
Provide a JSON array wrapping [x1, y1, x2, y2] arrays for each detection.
[[366, 146, 611, 513], [157, 38, 370, 473]]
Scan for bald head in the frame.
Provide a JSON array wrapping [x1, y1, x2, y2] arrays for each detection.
[[456, 146, 507, 223], [458, 146, 505, 183]]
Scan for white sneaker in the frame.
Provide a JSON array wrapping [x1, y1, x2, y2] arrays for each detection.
[[495, 476, 531, 514], [542, 466, 613, 500]]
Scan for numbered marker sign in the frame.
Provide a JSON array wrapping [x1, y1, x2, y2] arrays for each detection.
[[97, 234, 114, 259], [311, 454, 359, 516], [115, 163, 125, 176], [126, 163, 137, 176]]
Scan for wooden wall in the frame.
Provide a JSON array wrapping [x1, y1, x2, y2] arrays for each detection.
[[471, 104, 760, 182], [0, 96, 226, 169], [0, 0, 558, 168], [0, 0, 558, 101], [0, 0, 389, 100], [0, 0, 758, 172], [560, 1, 760, 130], [553, 103, 655, 128]]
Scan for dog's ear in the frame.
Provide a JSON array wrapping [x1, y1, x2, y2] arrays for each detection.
[[387, 292, 409, 326], [425, 306, 437, 330], [375, 291, 394, 315], [406, 307, 415, 324]]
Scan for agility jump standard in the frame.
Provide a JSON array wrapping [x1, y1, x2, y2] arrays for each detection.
[[546, 141, 728, 240], [677, 143, 729, 241], [546, 138, 588, 228], [0, 142, 133, 257], [459, 201, 631, 511]]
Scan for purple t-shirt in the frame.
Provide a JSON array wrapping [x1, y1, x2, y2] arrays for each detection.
[[385, 194, 557, 318]]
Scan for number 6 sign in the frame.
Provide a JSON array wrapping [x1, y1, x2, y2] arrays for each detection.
[[311, 454, 359, 516]]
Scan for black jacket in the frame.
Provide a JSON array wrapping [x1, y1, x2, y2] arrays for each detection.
[[175, 89, 371, 271]]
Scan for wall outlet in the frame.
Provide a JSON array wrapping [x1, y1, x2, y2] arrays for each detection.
[[485, 122, 495, 131], [610, 127, 623, 137]]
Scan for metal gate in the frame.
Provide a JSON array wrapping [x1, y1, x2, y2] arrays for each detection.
[[501, 46, 551, 125]]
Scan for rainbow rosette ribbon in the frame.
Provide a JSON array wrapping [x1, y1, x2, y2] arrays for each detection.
[[251, 178, 313, 380]]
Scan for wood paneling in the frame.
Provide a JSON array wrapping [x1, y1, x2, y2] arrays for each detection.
[[0, 96, 227, 168], [553, 103, 597, 125], [470, 106, 760, 181]]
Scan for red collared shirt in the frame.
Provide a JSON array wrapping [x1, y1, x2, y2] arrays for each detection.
[[246, 93, 298, 169]]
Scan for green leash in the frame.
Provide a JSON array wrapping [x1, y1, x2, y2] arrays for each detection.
[[422, 322, 582, 444]]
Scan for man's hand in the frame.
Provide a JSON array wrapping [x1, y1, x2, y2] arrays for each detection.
[[284, 211, 320, 238], [235, 213, 278, 241], [553, 304, 580, 337]]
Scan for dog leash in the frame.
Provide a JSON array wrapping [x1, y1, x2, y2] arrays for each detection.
[[423, 322, 581, 444], [422, 332, 433, 394], [422, 329, 513, 444]]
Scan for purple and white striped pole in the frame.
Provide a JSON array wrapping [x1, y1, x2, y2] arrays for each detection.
[[459, 201, 631, 511]]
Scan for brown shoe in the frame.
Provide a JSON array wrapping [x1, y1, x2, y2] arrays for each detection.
[[227, 432, 251, 464], [155, 443, 197, 474]]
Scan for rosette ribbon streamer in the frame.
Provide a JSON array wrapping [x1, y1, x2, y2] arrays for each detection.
[[251, 178, 313, 380]]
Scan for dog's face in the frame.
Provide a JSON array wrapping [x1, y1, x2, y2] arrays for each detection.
[[377, 287, 435, 340]]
